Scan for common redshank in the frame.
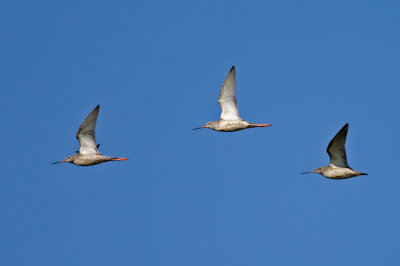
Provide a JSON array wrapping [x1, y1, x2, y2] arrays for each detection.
[[302, 123, 367, 179], [193, 66, 271, 132], [52, 105, 128, 166]]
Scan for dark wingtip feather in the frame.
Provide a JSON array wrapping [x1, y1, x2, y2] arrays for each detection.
[[337, 123, 349, 136]]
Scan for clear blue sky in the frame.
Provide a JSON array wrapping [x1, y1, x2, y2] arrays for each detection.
[[1, 0, 400, 265]]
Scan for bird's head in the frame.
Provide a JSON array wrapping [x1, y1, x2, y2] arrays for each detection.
[[52, 155, 74, 164], [301, 167, 323, 175], [192, 121, 215, 130]]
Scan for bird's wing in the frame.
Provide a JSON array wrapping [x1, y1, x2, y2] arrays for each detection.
[[76, 105, 100, 155], [218, 66, 240, 120], [326, 123, 350, 168]]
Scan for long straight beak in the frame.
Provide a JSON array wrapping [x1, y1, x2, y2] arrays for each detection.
[[301, 170, 315, 174], [51, 160, 65, 164], [192, 126, 205, 130]]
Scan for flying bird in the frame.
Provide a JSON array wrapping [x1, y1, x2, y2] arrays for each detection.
[[302, 123, 367, 179], [52, 105, 128, 166], [193, 66, 271, 132]]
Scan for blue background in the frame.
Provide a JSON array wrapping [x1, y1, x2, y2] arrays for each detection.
[[1, 0, 400, 265]]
